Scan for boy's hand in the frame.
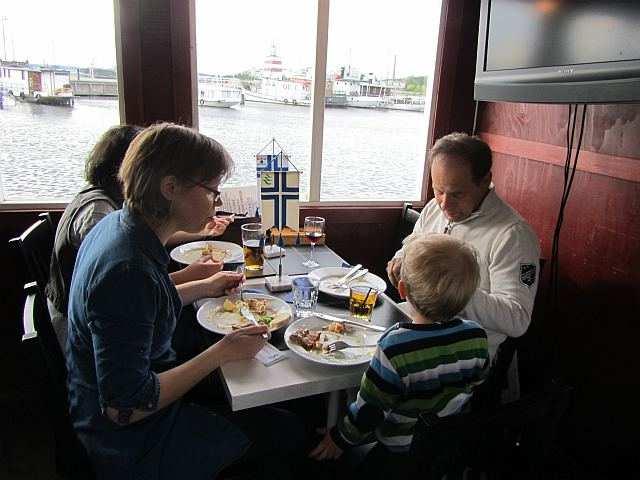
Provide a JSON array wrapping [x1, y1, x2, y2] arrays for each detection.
[[309, 432, 343, 461]]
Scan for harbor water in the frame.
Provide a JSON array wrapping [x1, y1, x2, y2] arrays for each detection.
[[0, 97, 427, 202]]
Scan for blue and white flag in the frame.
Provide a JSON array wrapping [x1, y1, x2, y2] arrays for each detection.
[[260, 170, 299, 230]]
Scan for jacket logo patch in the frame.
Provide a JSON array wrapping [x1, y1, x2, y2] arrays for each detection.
[[520, 263, 536, 287]]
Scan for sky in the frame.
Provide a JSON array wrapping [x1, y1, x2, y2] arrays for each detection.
[[1, 0, 442, 78]]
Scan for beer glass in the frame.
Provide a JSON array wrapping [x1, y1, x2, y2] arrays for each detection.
[[302, 216, 325, 268], [241, 223, 264, 271], [349, 285, 379, 321]]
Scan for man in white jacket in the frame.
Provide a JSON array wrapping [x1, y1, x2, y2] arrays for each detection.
[[387, 132, 540, 367]]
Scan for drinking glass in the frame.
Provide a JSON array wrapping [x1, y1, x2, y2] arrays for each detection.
[[349, 285, 379, 322], [241, 223, 264, 271], [303, 216, 325, 268], [292, 276, 319, 317]]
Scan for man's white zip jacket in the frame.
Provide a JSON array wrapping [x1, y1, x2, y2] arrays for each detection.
[[395, 187, 541, 358]]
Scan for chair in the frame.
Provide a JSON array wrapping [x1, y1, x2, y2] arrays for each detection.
[[21, 282, 94, 479], [410, 318, 570, 480], [411, 381, 572, 479], [394, 203, 420, 252], [9, 212, 55, 289]]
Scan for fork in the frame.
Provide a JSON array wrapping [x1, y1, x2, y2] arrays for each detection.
[[330, 267, 368, 289], [329, 264, 361, 287], [235, 265, 245, 301], [325, 340, 378, 353]]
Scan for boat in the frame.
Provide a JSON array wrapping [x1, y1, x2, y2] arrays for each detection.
[[384, 95, 425, 112], [0, 60, 74, 107], [330, 69, 392, 109], [241, 45, 311, 107], [198, 77, 241, 108]]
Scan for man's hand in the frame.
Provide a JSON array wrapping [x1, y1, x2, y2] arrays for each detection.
[[386, 257, 402, 289], [309, 432, 343, 461], [202, 215, 234, 238]]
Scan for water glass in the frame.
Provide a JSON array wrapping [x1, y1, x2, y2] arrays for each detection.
[[292, 276, 319, 316], [241, 223, 264, 271], [349, 285, 379, 321]]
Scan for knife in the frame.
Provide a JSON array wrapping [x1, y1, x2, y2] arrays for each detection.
[[309, 312, 387, 332], [240, 306, 269, 339]]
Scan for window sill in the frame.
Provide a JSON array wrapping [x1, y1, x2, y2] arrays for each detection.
[[0, 200, 68, 212], [0, 199, 426, 212]]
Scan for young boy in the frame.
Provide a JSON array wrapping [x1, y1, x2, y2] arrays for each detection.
[[310, 234, 489, 467]]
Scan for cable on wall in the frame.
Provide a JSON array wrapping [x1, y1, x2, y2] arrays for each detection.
[[548, 103, 588, 366]]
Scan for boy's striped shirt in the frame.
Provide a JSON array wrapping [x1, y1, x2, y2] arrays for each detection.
[[331, 318, 489, 452]]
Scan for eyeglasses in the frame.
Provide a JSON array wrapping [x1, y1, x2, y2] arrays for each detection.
[[184, 178, 221, 203]]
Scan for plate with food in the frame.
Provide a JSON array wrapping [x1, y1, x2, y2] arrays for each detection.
[[197, 292, 292, 335], [308, 266, 387, 299], [284, 316, 382, 366], [170, 240, 243, 265]]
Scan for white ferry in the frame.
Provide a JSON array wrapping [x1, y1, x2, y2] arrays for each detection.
[[242, 45, 311, 107], [332, 70, 392, 109], [198, 77, 241, 108], [385, 95, 425, 112]]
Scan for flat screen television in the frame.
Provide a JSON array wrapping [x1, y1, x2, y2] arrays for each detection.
[[474, 0, 640, 103]]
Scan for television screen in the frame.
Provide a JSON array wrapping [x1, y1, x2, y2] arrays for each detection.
[[475, 0, 640, 103]]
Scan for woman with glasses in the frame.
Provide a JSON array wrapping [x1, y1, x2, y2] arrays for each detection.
[[66, 123, 304, 479]]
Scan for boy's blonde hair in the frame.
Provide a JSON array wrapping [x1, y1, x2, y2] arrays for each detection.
[[400, 234, 480, 322]]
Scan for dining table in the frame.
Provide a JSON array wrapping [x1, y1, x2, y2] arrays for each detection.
[[194, 244, 411, 427]]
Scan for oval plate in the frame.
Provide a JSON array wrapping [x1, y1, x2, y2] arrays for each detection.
[[284, 316, 382, 367], [197, 292, 292, 335], [170, 240, 243, 265], [308, 266, 387, 299]]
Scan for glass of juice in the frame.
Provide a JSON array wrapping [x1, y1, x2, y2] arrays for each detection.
[[241, 223, 264, 271], [302, 216, 325, 268], [349, 285, 379, 321]]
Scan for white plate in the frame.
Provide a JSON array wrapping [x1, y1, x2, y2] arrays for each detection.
[[196, 292, 293, 335], [308, 267, 387, 299], [284, 316, 382, 367], [170, 240, 243, 265]]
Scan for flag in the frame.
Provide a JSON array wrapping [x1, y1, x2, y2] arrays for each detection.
[[260, 170, 299, 230]]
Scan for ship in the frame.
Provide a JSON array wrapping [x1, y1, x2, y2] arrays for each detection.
[[198, 75, 241, 108], [241, 45, 311, 107], [0, 60, 74, 107]]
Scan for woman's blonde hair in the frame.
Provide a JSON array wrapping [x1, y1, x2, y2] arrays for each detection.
[[119, 123, 232, 221], [400, 233, 480, 322]]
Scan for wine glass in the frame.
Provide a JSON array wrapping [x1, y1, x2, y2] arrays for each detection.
[[303, 216, 325, 268]]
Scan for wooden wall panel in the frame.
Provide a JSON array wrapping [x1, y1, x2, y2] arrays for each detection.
[[479, 101, 640, 468], [300, 206, 402, 282]]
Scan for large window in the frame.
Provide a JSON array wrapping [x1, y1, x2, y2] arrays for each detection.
[[195, 0, 316, 201], [322, 0, 441, 201], [0, 0, 442, 205], [0, 1, 120, 202], [196, 0, 442, 203]]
